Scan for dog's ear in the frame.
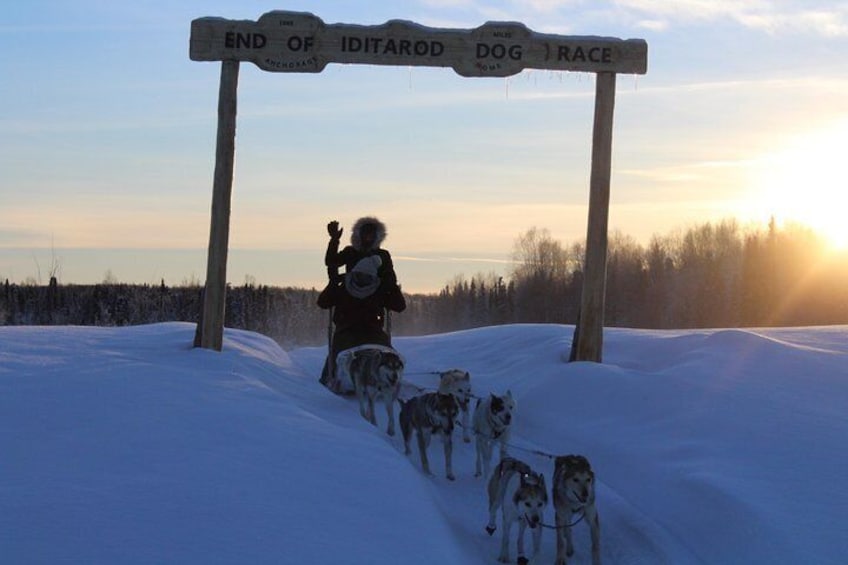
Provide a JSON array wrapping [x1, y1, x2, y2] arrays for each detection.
[[555, 455, 575, 475], [464, 371, 470, 378], [490, 394, 503, 411], [505, 389, 513, 399], [571, 455, 592, 473]]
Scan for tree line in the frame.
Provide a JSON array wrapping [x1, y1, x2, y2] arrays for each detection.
[[2, 219, 847, 347], [497, 218, 848, 328]]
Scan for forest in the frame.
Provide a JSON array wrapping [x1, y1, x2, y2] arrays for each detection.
[[3, 219, 847, 348]]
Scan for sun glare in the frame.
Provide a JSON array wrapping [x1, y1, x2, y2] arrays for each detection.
[[751, 120, 848, 250]]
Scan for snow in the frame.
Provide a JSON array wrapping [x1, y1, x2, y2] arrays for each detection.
[[1, 322, 846, 564]]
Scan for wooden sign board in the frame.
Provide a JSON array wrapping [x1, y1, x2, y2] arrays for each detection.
[[190, 11, 647, 77]]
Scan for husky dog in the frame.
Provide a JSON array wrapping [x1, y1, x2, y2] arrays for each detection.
[[485, 456, 548, 565], [399, 392, 459, 480], [552, 455, 601, 565], [349, 348, 404, 436], [472, 391, 516, 479], [437, 369, 473, 443]]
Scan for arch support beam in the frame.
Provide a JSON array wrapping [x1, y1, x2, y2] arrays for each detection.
[[198, 60, 239, 351], [573, 71, 616, 362]]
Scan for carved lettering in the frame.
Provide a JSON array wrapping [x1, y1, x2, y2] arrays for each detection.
[[191, 12, 648, 76], [341, 36, 445, 57], [224, 32, 267, 49], [286, 35, 315, 52], [476, 43, 522, 60], [264, 56, 318, 70], [557, 45, 613, 64]]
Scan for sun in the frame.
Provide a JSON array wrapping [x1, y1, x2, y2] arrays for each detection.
[[749, 119, 848, 250]]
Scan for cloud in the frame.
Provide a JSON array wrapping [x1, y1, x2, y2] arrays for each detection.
[[619, 158, 755, 184], [395, 254, 516, 265], [0, 228, 44, 247], [442, 1, 848, 38], [737, 8, 848, 37], [614, 0, 848, 37], [635, 19, 668, 31]]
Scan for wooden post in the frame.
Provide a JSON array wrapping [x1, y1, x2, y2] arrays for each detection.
[[198, 60, 239, 351], [574, 71, 616, 362]]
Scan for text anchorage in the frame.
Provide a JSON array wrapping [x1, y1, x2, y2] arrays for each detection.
[[190, 11, 648, 76]]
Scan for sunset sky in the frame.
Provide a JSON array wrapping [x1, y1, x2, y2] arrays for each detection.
[[2, 1, 847, 293]]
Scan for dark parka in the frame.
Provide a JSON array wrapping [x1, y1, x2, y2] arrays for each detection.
[[318, 217, 406, 355], [323, 216, 398, 288]]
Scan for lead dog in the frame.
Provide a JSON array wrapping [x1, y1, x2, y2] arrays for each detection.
[[552, 455, 601, 565], [349, 348, 404, 436], [437, 369, 473, 443], [399, 392, 459, 480], [485, 456, 548, 565], [472, 391, 516, 479]]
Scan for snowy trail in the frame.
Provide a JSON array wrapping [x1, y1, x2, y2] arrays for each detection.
[[320, 390, 692, 565], [5, 323, 846, 564], [292, 341, 697, 565]]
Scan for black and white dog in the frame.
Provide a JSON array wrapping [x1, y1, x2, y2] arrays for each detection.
[[552, 455, 601, 565], [349, 347, 404, 436], [472, 391, 516, 479], [399, 392, 459, 480], [486, 456, 548, 565]]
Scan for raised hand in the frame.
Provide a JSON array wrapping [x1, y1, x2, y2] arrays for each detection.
[[327, 220, 343, 240]]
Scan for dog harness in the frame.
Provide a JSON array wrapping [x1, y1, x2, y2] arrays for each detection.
[[487, 410, 506, 439]]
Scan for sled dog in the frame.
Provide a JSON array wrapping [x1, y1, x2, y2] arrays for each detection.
[[552, 454, 601, 565], [472, 391, 516, 478], [399, 392, 459, 480], [485, 456, 548, 565], [437, 369, 473, 443], [350, 347, 404, 436]]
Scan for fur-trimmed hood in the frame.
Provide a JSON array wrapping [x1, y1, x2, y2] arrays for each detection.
[[350, 216, 387, 252]]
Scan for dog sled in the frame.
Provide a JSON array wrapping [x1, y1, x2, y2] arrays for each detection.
[[320, 342, 404, 396], [317, 242, 406, 395], [318, 291, 401, 395]]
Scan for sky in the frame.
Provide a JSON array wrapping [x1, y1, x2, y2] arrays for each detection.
[[1, 321, 846, 563], [2, 1, 848, 293]]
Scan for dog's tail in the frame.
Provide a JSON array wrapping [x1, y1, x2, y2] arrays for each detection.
[[496, 456, 532, 480], [488, 456, 530, 509]]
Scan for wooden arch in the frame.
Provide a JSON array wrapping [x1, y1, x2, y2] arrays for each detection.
[[189, 10, 648, 360]]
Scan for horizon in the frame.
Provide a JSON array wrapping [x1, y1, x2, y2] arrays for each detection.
[[2, 214, 846, 294], [0, 246, 517, 294], [2, 1, 847, 294]]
